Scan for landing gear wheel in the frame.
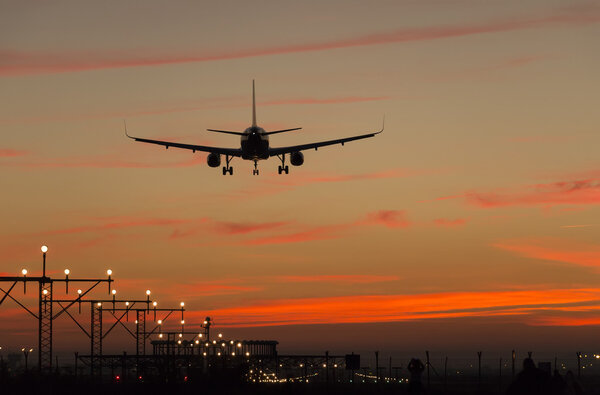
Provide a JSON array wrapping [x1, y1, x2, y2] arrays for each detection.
[[253, 169, 259, 175], [222, 166, 233, 175], [277, 154, 289, 175]]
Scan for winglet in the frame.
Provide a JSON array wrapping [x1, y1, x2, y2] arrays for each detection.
[[375, 115, 385, 134], [252, 80, 257, 127], [124, 119, 133, 139]]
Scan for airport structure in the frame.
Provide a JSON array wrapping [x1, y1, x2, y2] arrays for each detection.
[[0, 247, 359, 384]]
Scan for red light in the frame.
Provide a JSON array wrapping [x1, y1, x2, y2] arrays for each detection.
[[115, 375, 120, 380], [139, 375, 143, 380], [184, 376, 188, 381]]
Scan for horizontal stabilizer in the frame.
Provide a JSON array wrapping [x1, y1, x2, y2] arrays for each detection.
[[207, 129, 245, 136], [263, 127, 302, 136]]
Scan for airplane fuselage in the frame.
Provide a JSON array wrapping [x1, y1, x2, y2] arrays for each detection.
[[241, 126, 270, 160]]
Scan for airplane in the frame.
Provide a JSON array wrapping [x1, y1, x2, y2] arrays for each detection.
[[125, 81, 383, 175]]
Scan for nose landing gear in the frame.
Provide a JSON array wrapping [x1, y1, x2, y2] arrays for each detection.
[[252, 160, 259, 175], [277, 154, 289, 175]]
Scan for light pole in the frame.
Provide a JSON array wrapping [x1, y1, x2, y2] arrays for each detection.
[[41, 245, 48, 278], [22, 348, 33, 371]]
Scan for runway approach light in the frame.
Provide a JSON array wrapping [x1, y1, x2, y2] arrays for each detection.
[[112, 289, 117, 295], [180, 302, 185, 307], [64, 269, 70, 275], [153, 301, 157, 307], [157, 320, 162, 325], [146, 290, 151, 295], [21, 269, 27, 276], [106, 269, 112, 276], [77, 289, 82, 294], [41, 246, 48, 253]]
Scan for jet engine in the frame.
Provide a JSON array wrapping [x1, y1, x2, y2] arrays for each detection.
[[207, 153, 221, 167], [290, 152, 304, 166]]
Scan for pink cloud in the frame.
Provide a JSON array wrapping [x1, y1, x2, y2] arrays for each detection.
[[3, 6, 599, 76], [243, 224, 344, 246], [3, 155, 207, 169], [434, 218, 468, 227], [364, 210, 412, 228], [37, 217, 199, 236], [244, 210, 410, 246], [261, 96, 391, 106], [466, 179, 600, 208]]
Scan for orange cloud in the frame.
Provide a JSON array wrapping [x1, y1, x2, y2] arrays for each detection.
[[3, 6, 598, 76], [532, 316, 600, 326], [194, 288, 600, 327], [37, 217, 199, 236], [493, 238, 600, 269], [0, 149, 28, 157], [434, 218, 468, 227], [277, 274, 399, 284]]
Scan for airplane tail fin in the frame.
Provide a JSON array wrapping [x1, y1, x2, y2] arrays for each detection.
[[252, 80, 257, 127]]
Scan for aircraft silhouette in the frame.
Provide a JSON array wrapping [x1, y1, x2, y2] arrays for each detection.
[[126, 81, 383, 175]]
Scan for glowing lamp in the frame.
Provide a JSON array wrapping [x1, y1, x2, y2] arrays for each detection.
[[112, 289, 117, 295], [146, 290, 151, 295], [64, 269, 70, 275], [21, 269, 28, 275], [41, 246, 48, 253], [106, 269, 112, 276]]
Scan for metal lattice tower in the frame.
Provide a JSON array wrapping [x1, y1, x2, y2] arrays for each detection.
[[90, 303, 102, 375], [38, 281, 53, 372], [136, 309, 146, 356]]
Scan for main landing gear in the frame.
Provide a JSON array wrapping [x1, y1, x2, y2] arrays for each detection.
[[222, 155, 233, 175], [277, 154, 289, 175], [252, 160, 259, 175]]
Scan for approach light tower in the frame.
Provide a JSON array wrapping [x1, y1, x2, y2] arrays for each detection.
[[0, 245, 113, 373]]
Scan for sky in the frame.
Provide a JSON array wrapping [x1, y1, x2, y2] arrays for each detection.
[[1, 0, 599, 360]]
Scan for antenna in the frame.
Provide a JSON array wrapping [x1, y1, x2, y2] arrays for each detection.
[[252, 80, 257, 127]]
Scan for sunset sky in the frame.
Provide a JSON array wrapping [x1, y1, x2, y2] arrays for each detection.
[[1, 1, 599, 358]]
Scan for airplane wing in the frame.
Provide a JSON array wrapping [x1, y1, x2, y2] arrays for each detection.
[[268, 128, 383, 156], [126, 131, 242, 157]]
